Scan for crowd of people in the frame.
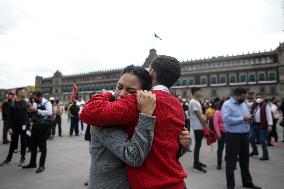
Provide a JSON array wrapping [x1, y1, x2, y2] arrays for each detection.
[[0, 89, 88, 173], [0, 55, 284, 189], [177, 87, 284, 189]]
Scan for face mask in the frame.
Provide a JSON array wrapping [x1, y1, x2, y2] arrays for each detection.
[[255, 98, 263, 104], [238, 99, 245, 104]]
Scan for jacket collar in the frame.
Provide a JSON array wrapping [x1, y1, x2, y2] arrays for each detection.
[[152, 85, 170, 93]]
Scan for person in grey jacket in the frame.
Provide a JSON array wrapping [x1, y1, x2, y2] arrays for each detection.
[[87, 65, 190, 189]]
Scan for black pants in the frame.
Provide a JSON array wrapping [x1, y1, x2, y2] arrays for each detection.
[[52, 116, 62, 136], [70, 116, 79, 136], [217, 132, 226, 166], [226, 132, 253, 189], [185, 119, 191, 132], [2, 120, 9, 143], [30, 128, 47, 167], [193, 130, 203, 166], [80, 120, 84, 131], [7, 128, 27, 160], [269, 119, 278, 143]]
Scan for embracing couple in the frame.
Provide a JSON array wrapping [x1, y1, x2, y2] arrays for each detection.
[[80, 55, 189, 189]]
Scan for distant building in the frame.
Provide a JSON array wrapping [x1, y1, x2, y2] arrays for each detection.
[[0, 89, 8, 102], [0, 86, 35, 103], [35, 43, 284, 101]]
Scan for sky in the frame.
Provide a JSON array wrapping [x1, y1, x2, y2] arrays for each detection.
[[0, 0, 283, 89]]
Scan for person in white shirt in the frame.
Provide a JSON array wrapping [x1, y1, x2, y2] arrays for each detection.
[[23, 91, 52, 173], [77, 96, 85, 134], [267, 98, 280, 145], [189, 87, 207, 173], [249, 94, 272, 161]]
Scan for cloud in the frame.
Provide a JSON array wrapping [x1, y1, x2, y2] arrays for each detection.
[[0, 0, 283, 89]]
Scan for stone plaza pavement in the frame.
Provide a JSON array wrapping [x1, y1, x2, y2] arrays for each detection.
[[0, 114, 284, 189]]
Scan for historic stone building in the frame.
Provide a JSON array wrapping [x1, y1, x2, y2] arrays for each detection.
[[35, 42, 284, 101]]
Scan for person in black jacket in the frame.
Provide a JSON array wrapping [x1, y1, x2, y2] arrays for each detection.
[[0, 88, 28, 167], [1, 93, 14, 144], [69, 101, 80, 136]]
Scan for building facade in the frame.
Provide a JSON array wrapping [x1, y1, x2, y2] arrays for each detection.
[[35, 43, 284, 101], [0, 86, 35, 102]]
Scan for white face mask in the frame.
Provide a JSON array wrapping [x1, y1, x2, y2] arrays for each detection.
[[255, 98, 263, 104]]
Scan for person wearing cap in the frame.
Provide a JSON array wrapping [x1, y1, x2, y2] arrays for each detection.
[[1, 92, 14, 144]]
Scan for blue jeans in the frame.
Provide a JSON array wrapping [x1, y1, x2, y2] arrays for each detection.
[[250, 123, 259, 154], [250, 123, 269, 158]]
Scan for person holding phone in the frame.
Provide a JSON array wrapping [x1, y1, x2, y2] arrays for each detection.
[[222, 87, 261, 189]]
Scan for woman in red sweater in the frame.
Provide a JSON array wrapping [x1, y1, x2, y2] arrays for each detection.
[[81, 56, 188, 189]]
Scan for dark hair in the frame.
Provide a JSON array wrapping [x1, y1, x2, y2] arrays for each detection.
[[191, 87, 201, 95], [121, 65, 152, 90], [32, 91, 43, 97], [15, 88, 25, 96], [150, 55, 181, 88], [233, 87, 248, 96], [215, 101, 224, 110]]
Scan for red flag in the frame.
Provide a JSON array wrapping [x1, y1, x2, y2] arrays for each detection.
[[71, 83, 78, 102]]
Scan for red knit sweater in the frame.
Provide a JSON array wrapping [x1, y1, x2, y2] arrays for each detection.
[[80, 90, 187, 189]]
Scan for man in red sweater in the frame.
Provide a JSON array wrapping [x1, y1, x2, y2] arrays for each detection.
[[81, 55, 187, 189]]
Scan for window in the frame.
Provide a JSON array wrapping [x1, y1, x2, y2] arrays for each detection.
[[258, 72, 265, 81], [268, 72, 276, 81], [230, 75, 236, 83], [249, 74, 256, 82], [182, 80, 187, 86], [240, 74, 247, 82], [175, 80, 181, 86], [211, 77, 217, 84], [220, 76, 226, 83], [201, 78, 207, 85], [266, 57, 273, 63], [55, 89, 58, 94], [188, 79, 194, 85], [255, 58, 260, 64]]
